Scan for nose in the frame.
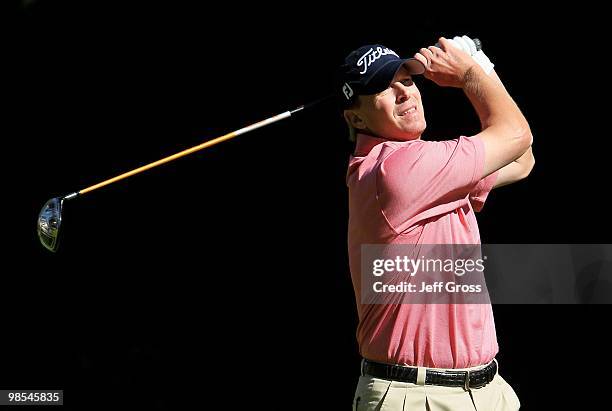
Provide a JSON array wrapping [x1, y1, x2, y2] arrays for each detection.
[[395, 85, 409, 105]]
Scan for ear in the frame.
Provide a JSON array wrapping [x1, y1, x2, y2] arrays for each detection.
[[344, 110, 367, 130]]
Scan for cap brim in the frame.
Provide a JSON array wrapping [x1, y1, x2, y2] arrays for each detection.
[[403, 58, 425, 75], [363, 58, 426, 95]]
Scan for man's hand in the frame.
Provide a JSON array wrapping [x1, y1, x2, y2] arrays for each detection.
[[413, 37, 479, 88], [417, 36, 532, 178]]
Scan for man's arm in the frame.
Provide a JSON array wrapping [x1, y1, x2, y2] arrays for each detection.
[[493, 145, 534, 188], [415, 38, 533, 179], [485, 70, 535, 187]]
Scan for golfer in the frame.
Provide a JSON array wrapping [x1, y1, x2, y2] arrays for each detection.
[[341, 37, 534, 410]]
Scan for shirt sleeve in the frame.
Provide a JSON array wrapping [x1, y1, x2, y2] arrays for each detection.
[[377, 136, 487, 232], [469, 170, 499, 212]]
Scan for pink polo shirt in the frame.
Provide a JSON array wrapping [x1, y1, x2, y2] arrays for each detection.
[[347, 133, 499, 369]]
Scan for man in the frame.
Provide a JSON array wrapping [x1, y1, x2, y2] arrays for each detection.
[[340, 37, 534, 410]]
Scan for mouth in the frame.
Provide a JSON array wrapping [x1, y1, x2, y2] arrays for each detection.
[[398, 106, 417, 116]]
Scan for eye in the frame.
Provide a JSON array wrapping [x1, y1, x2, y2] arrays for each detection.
[[400, 78, 414, 87]]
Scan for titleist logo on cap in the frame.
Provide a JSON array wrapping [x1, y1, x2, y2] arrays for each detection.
[[357, 47, 399, 74]]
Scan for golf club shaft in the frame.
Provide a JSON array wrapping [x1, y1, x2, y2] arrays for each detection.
[[76, 108, 304, 197]]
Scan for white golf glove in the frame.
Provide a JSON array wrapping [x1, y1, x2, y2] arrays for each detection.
[[437, 35, 495, 75]]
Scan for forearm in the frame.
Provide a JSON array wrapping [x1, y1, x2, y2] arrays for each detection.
[[514, 145, 534, 169], [462, 66, 530, 138], [488, 70, 535, 186], [488, 70, 535, 159], [491, 69, 534, 165], [488, 70, 506, 90]]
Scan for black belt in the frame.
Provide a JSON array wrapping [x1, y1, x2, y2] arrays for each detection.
[[362, 358, 497, 389]]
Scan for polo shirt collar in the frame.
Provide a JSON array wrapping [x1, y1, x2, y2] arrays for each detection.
[[353, 133, 389, 157]]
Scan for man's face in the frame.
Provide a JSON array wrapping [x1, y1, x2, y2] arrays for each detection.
[[346, 66, 426, 141]]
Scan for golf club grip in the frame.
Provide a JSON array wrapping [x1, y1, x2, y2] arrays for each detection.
[[435, 37, 482, 52]]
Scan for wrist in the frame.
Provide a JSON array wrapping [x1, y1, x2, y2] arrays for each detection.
[[473, 50, 495, 75], [460, 64, 485, 90]]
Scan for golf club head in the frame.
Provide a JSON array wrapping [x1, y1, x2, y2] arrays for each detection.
[[37, 197, 64, 252]]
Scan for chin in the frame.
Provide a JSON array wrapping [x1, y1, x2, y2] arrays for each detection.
[[396, 124, 426, 141], [395, 119, 426, 139]]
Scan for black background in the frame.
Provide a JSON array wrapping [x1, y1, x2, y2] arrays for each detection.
[[7, 1, 611, 409]]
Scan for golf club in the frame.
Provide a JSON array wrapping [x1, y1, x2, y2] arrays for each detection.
[[37, 36, 483, 253], [37, 95, 334, 252]]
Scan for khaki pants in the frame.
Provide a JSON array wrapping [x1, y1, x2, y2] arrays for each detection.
[[353, 360, 520, 410]]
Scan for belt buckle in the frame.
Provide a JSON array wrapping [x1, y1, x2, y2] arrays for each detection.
[[464, 370, 471, 391]]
